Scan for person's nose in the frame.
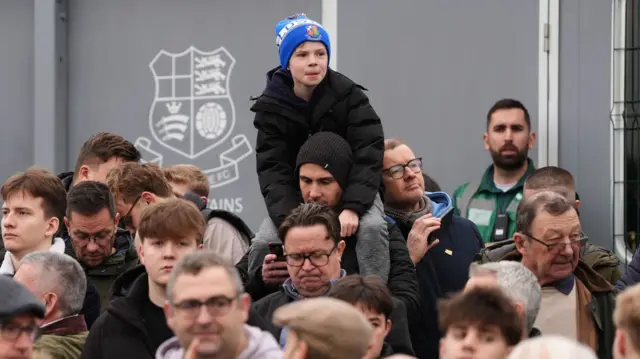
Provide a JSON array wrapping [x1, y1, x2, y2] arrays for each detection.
[[86, 240, 100, 252], [309, 184, 322, 199], [2, 213, 16, 229], [162, 242, 177, 259], [13, 330, 34, 352]]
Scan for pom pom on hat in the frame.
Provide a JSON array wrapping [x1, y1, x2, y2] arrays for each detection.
[[275, 13, 331, 69]]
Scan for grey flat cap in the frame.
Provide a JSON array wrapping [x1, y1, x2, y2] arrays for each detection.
[[0, 275, 45, 320]]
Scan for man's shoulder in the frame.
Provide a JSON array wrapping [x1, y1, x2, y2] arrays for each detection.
[[452, 182, 472, 198]]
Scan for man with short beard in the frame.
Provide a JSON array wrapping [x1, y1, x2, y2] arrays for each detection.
[[453, 99, 536, 244]]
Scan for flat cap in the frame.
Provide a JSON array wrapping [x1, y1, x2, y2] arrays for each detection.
[[273, 297, 373, 359], [0, 276, 45, 321]]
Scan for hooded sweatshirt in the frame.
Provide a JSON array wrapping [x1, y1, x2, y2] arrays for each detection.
[[0, 237, 66, 275], [155, 325, 283, 359]]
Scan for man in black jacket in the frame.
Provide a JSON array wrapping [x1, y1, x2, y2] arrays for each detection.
[[381, 139, 485, 359], [247, 132, 420, 323], [252, 203, 415, 356], [80, 198, 206, 359], [251, 13, 387, 282]]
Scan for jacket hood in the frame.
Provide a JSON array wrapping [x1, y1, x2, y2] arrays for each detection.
[[259, 66, 307, 108], [155, 326, 283, 359], [57, 171, 74, 192], [237, 325, 283, 359], [109, 264, 147, 299], [500, 250, 614, 293], [155, 336, 182, 359], [0, 237, 66, 276], [106, 269, 150, 331], [426, 191, 453, 218]]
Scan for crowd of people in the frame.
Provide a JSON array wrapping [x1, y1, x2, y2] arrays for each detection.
[[0, 12, 639, 359]]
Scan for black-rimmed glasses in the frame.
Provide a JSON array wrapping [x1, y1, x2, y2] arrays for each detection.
[[523, 232, 588, 254], [0, 323, 40, 342], [284, 245, 338, 267], [119, 195, 141, 230], [382, 158, 423, 180], [172, 294, 240, 320]]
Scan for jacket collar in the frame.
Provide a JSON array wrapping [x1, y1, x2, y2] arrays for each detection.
[[83, 229, 137, 275], [478, 158, 536, 194], [500, 250, 614, 293], [0, 237, 66, 276], [40, 315, 87, 336]]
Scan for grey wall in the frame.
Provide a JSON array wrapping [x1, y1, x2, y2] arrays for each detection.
[[337, 0, 540, 196], [0, 0, 617, 245], [0, 1, 34, 181], [66, 0, 322, 229], [558, 0, 612, 248]]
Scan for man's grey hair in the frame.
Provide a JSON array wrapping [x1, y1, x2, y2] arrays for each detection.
[[515, 190, 576, 234], [20, 251, 87, 317], [469, 261, 541, 333], [166, 250, 244, 301], [507, 335, 596, 359]]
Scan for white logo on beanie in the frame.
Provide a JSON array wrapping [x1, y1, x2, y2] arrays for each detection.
[[276, 19, 322, 48]]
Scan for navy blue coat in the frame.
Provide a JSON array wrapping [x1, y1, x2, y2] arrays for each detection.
[[616, 245, 640, 292], [386, 192, 484, 359]]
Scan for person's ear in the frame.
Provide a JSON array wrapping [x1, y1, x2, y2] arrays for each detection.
[[514, 232, 528, 255], [63, 217, 70, 232], [575, 199, 581, 209], [528, 131, 537, 149], [78, 165, 91, 181], [140, 191, 156, 205], [200, 196, 208, 205], [45, 217, 59, 238], [384, 319, 392, 337], [483, 132, 490, 151], [163, 301, 175, 331], [43, 292, 58, 318]]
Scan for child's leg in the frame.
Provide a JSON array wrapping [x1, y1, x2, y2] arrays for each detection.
[[248, 217, 280, 274], [355, 193, 390, 282]]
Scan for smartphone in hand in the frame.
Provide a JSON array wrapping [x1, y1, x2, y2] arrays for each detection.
[[268, 242, 286, 262]]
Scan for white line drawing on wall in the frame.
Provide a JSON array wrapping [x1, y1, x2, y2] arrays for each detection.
[[134, 136, 163, 167]]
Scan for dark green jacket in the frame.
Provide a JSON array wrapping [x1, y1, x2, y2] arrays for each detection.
[[500, 250, 615, 359], [68, 229, 139, 311], [452, 158, 535, 243]]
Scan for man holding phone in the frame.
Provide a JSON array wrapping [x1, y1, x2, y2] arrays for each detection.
[[251, 133, 419, 326], [381, 138, 485, 359]]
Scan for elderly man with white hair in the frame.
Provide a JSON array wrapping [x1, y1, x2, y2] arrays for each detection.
[[14, 251, 88, 359], [507, 335, 597, 359], [466, 261, 542, 339]]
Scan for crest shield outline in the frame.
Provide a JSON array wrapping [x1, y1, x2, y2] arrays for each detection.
[[148, 46, 236, 159]]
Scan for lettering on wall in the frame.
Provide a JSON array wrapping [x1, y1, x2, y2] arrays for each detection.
[[136, 46, 252, 213]]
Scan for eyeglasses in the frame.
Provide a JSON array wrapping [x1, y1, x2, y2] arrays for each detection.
[[119, 195, 141, 230], [71, 229, 115, 245], [172, 295, 239, 320], [382, 158, 423, 180], [523, 232, 588, 254], [0, 323, 40, 342], [284, 246, 338, 267]]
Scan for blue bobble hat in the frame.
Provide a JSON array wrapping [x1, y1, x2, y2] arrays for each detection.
[[275, 13, 331, 69]]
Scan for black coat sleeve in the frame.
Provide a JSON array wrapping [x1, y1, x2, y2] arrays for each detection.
[[341, 87, 384, 216], [384, 298, 415, 356], [80, 313, 106, 359], [81, 280, 101, 329], [616, 245, 640, 291], [386, 223, 421, 323], [254, 112, 302, 228], [244, 264, 279, 302]]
